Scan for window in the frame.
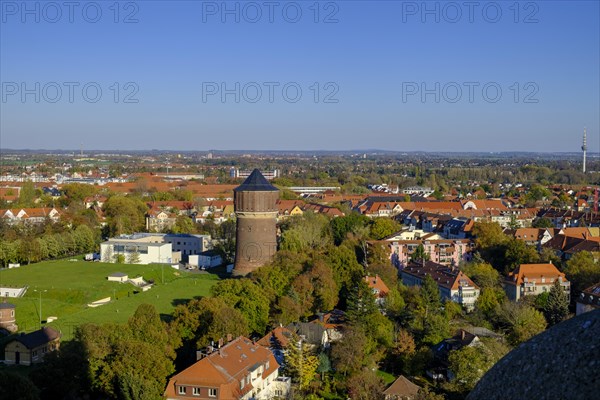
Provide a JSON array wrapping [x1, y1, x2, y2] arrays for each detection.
[[208, 388, 217, 397], [192, 387, 200, 396], [178, 386, 186, 395]]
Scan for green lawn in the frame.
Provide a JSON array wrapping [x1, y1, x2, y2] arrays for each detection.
[[0, 259, 219, 340], [376, 369, 397, 385]]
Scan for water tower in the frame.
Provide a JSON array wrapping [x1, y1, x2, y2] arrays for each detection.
[[232, 169, 279, 276]]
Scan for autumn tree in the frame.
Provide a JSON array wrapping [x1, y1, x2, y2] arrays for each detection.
[[330, 327, 369, 376], [346, 368, 385, 400], [285, 341, 319, 391]]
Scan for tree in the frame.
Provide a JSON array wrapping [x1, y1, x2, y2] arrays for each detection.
[[544, 279, 569, 326], [566, 251, 600, 295], [103, 196, 148, 236], [316, 352, 331, 380], [0, 370, 40, 400], [475, 288, 504, 316], [346, 279, 378, 324], [330, 212, 369, 245], [415, 387, 446, 400], [285, 341, 319, 391], [448, 345, 494, 392], [127, 249, 141, 264], [496, 301, 547, 345], [410, 244, 430, 262], [331, 327, 368, 376], [419, 275, 441, 318], [370, 217, 400, 240], [77, 305, 175, 400], [461, 262, 501, 288], [346, 368, 385, 400], [18, 181, 37, 207], [211, 279, 270, 334], [102, 245, 114, 263], [280, 212, 331, 252], [532, 217, 553, 228], [171, 215, 195, 234], [504, 239, 540, 273], [307, 261, 339, 312]]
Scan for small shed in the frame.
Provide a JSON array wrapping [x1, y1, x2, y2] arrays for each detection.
[[4, 326, 61, 365], [107, 272, 128, 282]]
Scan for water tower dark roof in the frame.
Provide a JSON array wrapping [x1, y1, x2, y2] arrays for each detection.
[[234, 169, 278, 192], [0, 302, 15, 309]]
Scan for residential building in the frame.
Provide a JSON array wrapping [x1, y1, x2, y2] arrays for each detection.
[[364, 275, 390, 306], [513, 228, 556, 247], [431, 329, 482, 380], [230, 168, 280, 180], [286, 322, 329, 349], [257, 326, 296, 367], [401, 261, 480, 310], [276, 199, 305, 220], [164, 336, 290, 400], [3, 326, 61, 365], [576, 283, 600, 315], [387, 239, 470, 268], [0, 207, 60, 224], [504, 263, 570, 301], [383, 375, 422, 400]]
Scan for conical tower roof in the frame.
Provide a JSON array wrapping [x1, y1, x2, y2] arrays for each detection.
[[234, 169, 278, 192]]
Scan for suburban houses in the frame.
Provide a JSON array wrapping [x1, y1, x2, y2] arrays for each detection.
[[504, 263, 570, 302], [163, 336, 290, 400], [401, 260, 481, 311]]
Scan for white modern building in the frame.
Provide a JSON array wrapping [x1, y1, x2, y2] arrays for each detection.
[[100, 233, 211, 264]]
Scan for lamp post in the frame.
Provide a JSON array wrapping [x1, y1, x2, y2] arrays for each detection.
[[34, 289, 47, 329]]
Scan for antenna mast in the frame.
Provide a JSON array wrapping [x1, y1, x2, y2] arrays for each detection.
[[582, 127, 587, 173]]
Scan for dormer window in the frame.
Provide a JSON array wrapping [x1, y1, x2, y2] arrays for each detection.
[[178, 386, 186, 395]]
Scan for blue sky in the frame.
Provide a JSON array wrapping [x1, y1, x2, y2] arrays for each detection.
[[1, 0, 599, 152]]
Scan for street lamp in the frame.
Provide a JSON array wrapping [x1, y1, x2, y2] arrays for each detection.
[[33, 289, 47, 329]]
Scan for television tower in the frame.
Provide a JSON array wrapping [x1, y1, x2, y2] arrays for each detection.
[[582, 127, 587, 173]]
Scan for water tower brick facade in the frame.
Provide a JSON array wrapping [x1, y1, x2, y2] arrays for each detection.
[[233, 170, 279, 276]]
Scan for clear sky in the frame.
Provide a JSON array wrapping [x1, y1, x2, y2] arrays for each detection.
[[0, 0, 599, 152]]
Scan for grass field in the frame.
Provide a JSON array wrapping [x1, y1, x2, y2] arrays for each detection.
[[0, 259, 220, 340]]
